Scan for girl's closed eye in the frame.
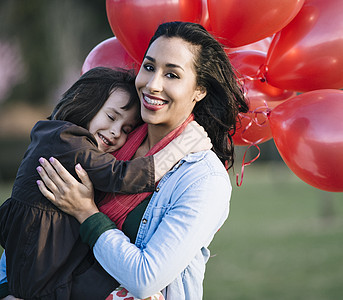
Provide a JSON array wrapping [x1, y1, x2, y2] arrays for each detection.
[[122, 127, 131, 135], [107, 113, 116, 121]]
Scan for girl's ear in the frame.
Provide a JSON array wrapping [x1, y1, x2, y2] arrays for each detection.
[[194, 87, 207, 103]]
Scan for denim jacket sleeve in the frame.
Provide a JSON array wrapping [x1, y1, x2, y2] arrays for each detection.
[[92, 152, 231, 298]]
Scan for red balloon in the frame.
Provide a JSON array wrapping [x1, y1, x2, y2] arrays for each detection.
[[208, 0, 304, 47], [264, 0, 343, 92], [227, 36, 273, 54], [200, 0, 211, 31], [106, 0, 202, 64], [229, 50, 296, 100], [269, 89, 343, 192], [229, 50, 296, 145], [81, 37, 139, 74]]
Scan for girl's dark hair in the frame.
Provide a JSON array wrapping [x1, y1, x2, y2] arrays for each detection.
[[147, 22, 249, 169], [50, 67, 141, 129]]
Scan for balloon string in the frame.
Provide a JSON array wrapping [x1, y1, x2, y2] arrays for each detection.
[[235, 101, 271, 187], [238, 71, 266, 86], [238, 101, 272, 144], [236, 143, 261, 187]]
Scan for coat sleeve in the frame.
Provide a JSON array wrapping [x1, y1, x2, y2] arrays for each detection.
[[55, 124, 155, 194]]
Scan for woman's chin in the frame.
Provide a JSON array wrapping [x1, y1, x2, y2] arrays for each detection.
[[141, 112, 161, 125]]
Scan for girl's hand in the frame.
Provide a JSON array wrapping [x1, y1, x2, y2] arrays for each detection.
[[179, 120, 212, 153], [1, 296, 23, 300], [36, 157, 99, 223], [153, 121, 212, 180]]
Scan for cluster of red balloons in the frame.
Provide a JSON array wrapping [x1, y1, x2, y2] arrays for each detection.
[[81, 0, 343, 192]]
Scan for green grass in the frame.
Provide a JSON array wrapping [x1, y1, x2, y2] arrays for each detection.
[[1, 163, 342, 299], [204, 163, 343, 300]]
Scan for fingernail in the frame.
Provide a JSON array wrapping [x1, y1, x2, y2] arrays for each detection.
[[39, 157, 44, 164], [75, 163, 81, 171], [36, 180, 41, 186], [36, 166, 42, 173], [49, 157, 55, 163]]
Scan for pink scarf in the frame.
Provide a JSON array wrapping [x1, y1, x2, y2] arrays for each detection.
[[99, 114, 194, 229]]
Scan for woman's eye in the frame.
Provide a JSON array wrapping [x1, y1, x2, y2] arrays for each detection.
[[166, 72, 179, 79], [143, 64, 154, 72]]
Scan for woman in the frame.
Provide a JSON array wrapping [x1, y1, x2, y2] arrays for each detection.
[[6, 21, 248, 299]]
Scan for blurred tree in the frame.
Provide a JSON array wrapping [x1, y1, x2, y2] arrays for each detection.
[[0, 0, 113, 105]]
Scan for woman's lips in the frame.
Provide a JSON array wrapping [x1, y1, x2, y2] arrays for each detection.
[[142, 93, 168, 111]]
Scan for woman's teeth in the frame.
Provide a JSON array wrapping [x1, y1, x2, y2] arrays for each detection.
[[144, 96, 166, 105]]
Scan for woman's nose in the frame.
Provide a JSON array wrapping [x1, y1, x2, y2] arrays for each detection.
[[146, 73, 163, 92]]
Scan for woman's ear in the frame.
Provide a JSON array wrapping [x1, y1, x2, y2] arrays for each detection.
[[194, 87, 207, 103]]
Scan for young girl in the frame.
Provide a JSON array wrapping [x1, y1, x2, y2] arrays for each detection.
[[0, 67, 210, 299]]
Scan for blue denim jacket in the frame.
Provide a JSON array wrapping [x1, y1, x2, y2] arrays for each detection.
[[93, 150, 231, 299]]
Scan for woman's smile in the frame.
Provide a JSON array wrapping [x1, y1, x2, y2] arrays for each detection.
[[142, 93, 168, 111]]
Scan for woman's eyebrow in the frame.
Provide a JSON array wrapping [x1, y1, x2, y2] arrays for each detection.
[[145, 55, 155, 62], [166, 63, 184, 71]]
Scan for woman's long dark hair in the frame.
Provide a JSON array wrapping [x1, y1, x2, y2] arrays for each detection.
[[147, 22, 249, 168], [50, 67, 141, 129]]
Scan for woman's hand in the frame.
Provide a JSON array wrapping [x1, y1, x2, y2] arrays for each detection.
[[36, 157, 99, 223], [1, 296, 22, 300]]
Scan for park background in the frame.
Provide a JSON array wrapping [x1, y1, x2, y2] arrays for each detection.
[[0, 1, 342, 299]]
